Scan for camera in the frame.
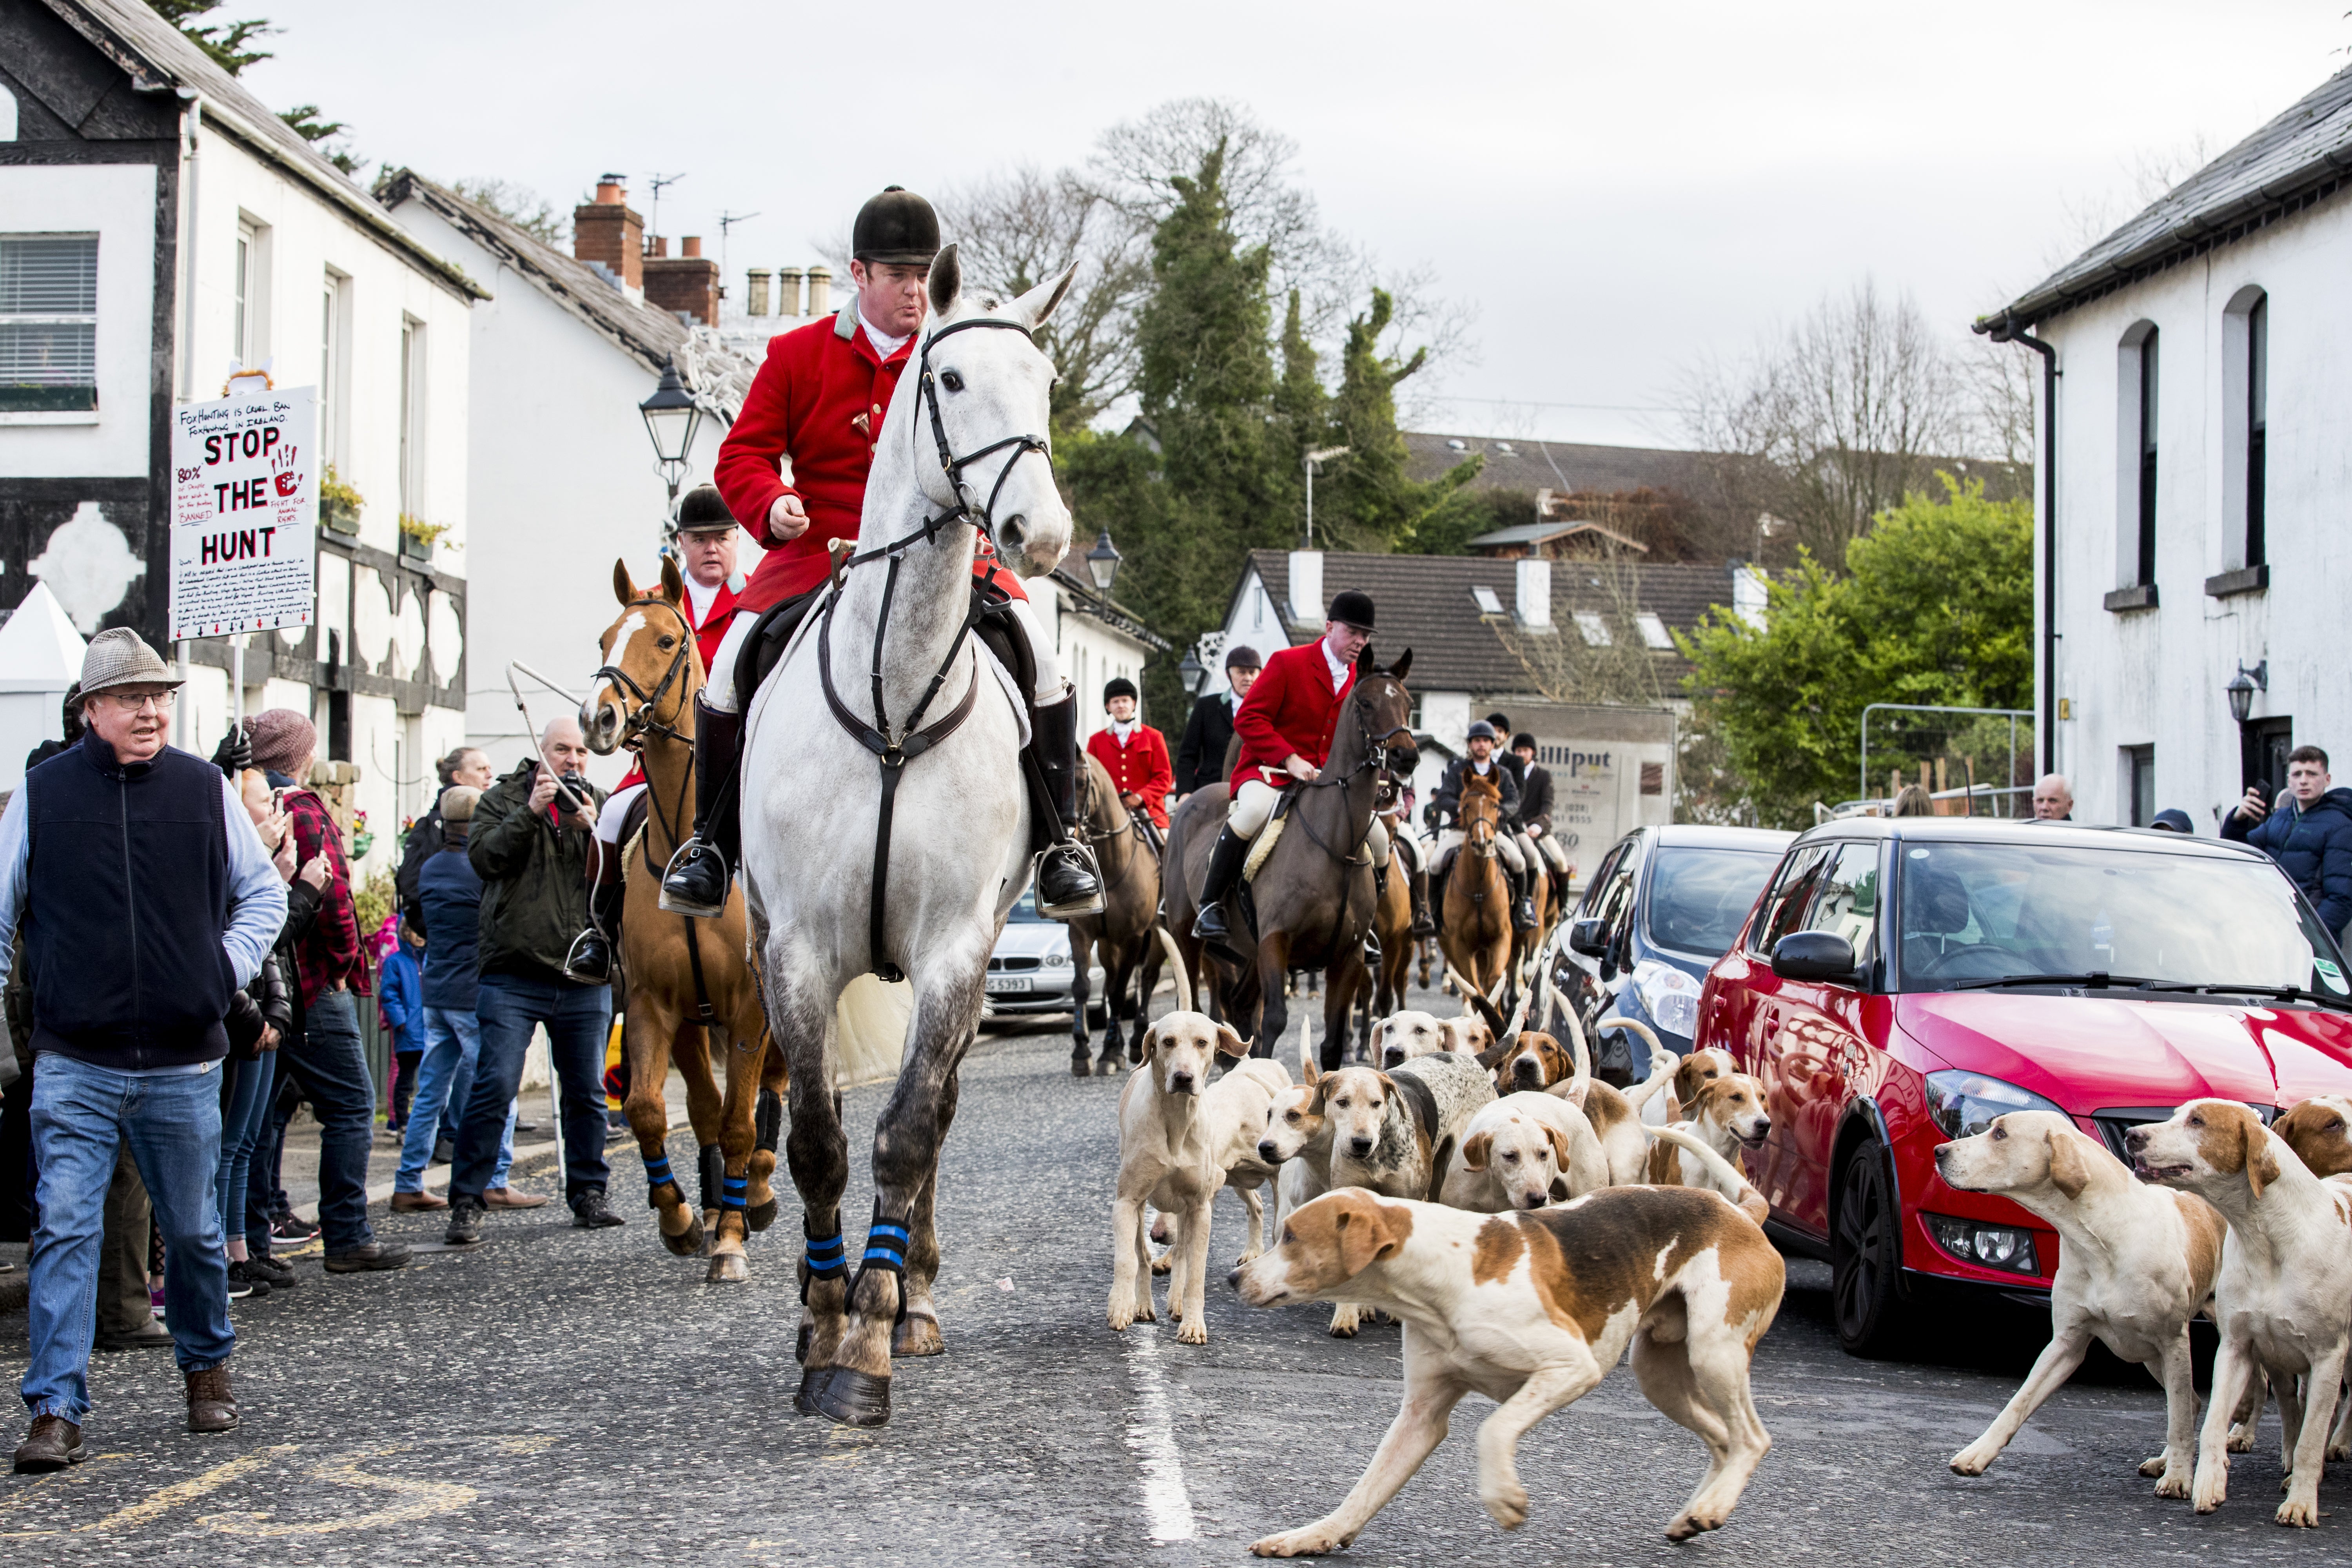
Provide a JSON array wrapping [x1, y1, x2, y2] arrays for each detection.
[[559, 771, 590, 799]]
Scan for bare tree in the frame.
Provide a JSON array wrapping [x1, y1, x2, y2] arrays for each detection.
[[452, 177, 568, 246], [1493, 554, 1668, 708], [1682, 278, 1962, 562]]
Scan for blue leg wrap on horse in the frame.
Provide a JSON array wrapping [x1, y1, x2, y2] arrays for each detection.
[[722, 1174, 749, 1212], [804, 1227, 848, 1280], [644, 1154, 675, 1189], [863, 1220, 910, 1269]]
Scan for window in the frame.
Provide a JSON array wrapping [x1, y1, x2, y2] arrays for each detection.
[[1577, 842, 1629, 918], [320, 270, 348, 469], [1635, 612, 1673, 650], [2135, 327, 2158, 585], [1754, 844, 1832, 955], [2247, 296, 2267, 566], [1573, 611, 1611, 646], [233, 219, 269, 369], [1471, 585, 1504, 615], [0, 234, 98, 412], [2126, 745, 2154, 828], [1804, 842, 1881, 965], [398, 316, 426, 520]]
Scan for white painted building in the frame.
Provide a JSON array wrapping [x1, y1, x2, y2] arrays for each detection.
[[1979, 63, 2352, 829], [380, 172, 755, 782], [1032, 569, 1166, 739], [1, 0, 477, 874]]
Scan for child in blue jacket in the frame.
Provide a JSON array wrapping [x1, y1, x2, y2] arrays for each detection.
[[379, 920, 426, 1131]]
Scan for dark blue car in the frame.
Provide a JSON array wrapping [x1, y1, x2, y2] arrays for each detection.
[[1550, 825, 1793, 1082]]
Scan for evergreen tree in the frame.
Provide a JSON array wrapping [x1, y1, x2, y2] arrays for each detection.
[[1271, 289, 1327, 513], [1319, 288, 1481, 551], [147, 1, 274, 76]]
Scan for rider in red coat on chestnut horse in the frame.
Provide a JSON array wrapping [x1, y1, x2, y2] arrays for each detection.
[[1084, 677, 1172, 848]]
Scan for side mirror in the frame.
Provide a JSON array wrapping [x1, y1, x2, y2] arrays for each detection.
[[1772, 930, 1858, 984], [1568, 917, 1609, 958]]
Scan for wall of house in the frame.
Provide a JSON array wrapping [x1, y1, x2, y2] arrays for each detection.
[[2042, 187, 2352, 830], [1049, 581, 1154, 738], [388, 201, 735, 782]]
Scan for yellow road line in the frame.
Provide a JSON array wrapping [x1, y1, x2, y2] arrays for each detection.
[[75, 1445, 298, 1534]]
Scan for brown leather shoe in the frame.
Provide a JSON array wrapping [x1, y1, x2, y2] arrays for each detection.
[[13, 1414, 83, 1473], [389, 1190, 448, 1212], [484, 1186, 549, 1210], [185, 1367, 238, 1434]]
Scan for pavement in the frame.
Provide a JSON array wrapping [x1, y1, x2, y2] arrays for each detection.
[[2, 982, 2350, 1564]]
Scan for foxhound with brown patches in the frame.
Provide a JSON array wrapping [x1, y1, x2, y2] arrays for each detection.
[[1254, 1056, 1364, 1336], [2277, 1094, 2352, 1178], [1234, 1186, 1783, 1552], [1642, 1124, 1770, 1225], [1443, 1092, 1612, 1212], [1543, 1027, 1658, 1186], [1322, 1054, 1496, 1206], [1492, 1030, 1578, 1095], [2127, 1099, 2352, 1525], [1641, 1075, 1771, 1188], [1637, 1045, 1738, 1127], [1936, 1110, 2225, 1495], [1109, 1011, 1252, 1344]]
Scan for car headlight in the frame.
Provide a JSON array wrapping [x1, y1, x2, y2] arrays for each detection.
[[1924, 1070, 2066, 1140], [1039, 948, 1073, 969], [1923, 1212, 2040, 1275], [1632, 959, 1701, 1038]]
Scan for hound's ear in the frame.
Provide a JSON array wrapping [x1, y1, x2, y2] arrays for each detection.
[[1374, 1071, 1399, 1097], [2247, 1121, 2281, 1199], [1388, 648, 1412, 682], [1460, 1131, 1493, 1172], [1139, 1023, 1161, 1059], [1543, 1123, 1574, 1171], [1332, 1195, 1408, 1277], [1008, 262, 1076, 330], [659, 554, 685, 605], [1213, 1022, 1248, 1062], [2046, 1127, 2092, 1201], [927, 242, 962, 318], [612, 559, 634, 606]]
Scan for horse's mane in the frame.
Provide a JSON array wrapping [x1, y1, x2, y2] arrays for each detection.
[[1462, 770, 1502, 800]]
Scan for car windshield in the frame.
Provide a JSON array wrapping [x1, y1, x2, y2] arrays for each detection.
[[1893, 841, 2348, 996], [1006, 888, 1046, 924], [1646, 848, 1782, 957]]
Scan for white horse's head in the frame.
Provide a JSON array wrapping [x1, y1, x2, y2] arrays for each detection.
[[915, 243, 1076, 579]]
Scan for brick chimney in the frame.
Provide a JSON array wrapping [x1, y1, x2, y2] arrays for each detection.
[[573, 173, 643, 291], [644, 234, 719, 325], [805, 265, 831, 318], [776, 266, 804, 318]]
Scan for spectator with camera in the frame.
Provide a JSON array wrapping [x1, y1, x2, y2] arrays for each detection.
[[443, 718, 621, 1245], [2223, 744, 2352, 938]]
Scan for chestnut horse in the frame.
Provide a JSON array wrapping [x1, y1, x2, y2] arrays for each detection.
[[1065, 752, 1168, 1076], [1440, 771, 1513, 1006], [580, 557, 787, 1283]]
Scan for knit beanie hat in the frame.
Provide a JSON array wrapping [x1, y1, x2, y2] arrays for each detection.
[[245, 708, 318, 777]]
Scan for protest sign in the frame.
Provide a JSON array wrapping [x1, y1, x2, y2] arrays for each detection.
[[169, 386, 317, 640]]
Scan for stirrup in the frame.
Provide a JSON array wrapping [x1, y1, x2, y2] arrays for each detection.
[[658, 838, 730, 919], [562, 928, 612, 985], [1036, 845, 1103, 920]]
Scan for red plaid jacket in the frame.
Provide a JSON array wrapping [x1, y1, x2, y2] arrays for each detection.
[[283, 788, 369, 1004]]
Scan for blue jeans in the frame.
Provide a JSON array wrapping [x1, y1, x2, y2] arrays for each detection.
[[395, 1008, 513, 1193], [214, 1052, 275, 1241], [23, 1054, 235, 1422], [454, 973, 610, 1204], [274, 989, 376, 1253]]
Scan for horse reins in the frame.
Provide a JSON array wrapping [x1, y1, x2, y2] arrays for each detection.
[[815, 313, 1053, 983]]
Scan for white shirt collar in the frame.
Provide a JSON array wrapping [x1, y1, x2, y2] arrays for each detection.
[[859, 311, 911, 360], [1321, 637, 1351, 692], [1111, 718, 1138, 742], [682, 573, 723, 625]]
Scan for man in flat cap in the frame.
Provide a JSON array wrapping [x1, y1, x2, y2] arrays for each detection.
[[665, 184, 1100, 922], [3, 629, 287, 1468]]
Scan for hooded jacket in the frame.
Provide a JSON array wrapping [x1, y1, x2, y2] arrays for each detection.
[[2222, 785, 2352, 934], [469, 759, 604, 984]]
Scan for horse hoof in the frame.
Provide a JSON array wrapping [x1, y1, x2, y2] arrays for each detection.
[[810, 1366, 893, 1428], [746, 1199, 779, 1233], [893, 1312, 945, 1357], [1093, 1056, 1120, 1077], [793, 1363, 825, 1415], [796, 1323, 812, 1365], [661, 1216, 705, 1258], [1070, 1054, 1091, 1079], [705, 1250, 749, 1284]]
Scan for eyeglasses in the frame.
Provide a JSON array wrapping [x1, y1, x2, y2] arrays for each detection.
[[98, 690, 178, 713]]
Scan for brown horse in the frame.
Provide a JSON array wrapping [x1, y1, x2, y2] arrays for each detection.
[[580, 557, 787, 1283], [1065, 752, 1168, 1076], [1511, 840, 1559, 991], [1167, 649, 1416, 1069], [1441, 771, 1514, 1007], [1369, 806, 1416, 1019]]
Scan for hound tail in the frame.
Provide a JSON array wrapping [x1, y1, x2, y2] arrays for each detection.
[[1154, 924, 1190, 1010], [1642, 1123, 1769, 1225], [1603, 1014, 1675, 1111]]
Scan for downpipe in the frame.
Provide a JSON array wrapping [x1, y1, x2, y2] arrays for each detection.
[[1976, 310, 2058, 777]]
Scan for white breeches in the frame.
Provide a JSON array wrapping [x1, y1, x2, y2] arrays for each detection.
[[1230, 780, 1388, 866], [702, 592, 1063, 716], [1439, 826, 1526, 874], [595, 782, 645, 846], [1529, 831, 1570, 873]]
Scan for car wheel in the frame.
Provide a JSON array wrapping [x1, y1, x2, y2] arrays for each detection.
[[1831, 1139, 1908, 1359]]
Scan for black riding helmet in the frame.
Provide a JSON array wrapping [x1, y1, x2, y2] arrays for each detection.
[[853, 186, 940, 266], [675, 484, 737, 534]]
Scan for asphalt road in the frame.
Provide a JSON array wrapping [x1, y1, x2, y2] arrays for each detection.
[[3, 983, 2349, 1565]]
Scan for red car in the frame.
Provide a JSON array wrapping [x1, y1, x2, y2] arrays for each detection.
[[1695, 817, 2352, 1356]]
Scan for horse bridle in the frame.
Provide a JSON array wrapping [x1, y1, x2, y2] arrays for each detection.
[[592, 593, 698, 748]]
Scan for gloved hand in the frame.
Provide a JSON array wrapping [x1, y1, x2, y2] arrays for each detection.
[[211, 722, 252, 778]]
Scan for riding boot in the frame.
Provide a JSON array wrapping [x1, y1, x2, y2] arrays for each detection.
[[1029, 688, 1104, 918], [659, 695, 744, 918], [1408, 866, 1437, 938], [1511, 866, 1538, 933], [1191, 826, 1251, 942], [564, 845, 625, 984]]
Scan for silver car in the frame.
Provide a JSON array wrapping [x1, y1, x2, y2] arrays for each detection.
[[984, 889, 1107, 1021]]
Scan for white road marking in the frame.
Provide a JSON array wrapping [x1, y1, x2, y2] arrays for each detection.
[[1122, 1326, 1197, 1543]]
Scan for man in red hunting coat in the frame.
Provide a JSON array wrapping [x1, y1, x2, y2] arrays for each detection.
[[1193, 590, 1419, 942], [1086, 678, 1172, 836], [657, 187, 1099, 921]]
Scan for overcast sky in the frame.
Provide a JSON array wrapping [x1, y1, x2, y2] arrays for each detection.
[[246, 0, 2348, 448]]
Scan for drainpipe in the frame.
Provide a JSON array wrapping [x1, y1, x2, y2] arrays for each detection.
[[1978, 310, 2057, 777], [177, 95, 203, 403]]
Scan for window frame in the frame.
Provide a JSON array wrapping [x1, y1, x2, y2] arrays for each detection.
[[398, 314, 426, 522], [2125, 744, 2155, 829], [1799, 839, 1884, 987], [0, 231, 100, 414], [1748, 842, 1834, 959]]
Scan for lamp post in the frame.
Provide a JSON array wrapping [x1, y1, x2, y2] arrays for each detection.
[[1084, 529, 1122, 595], [1303, 445, 1348, 548], [2227, 660, 2268, 789], [1177, 647, 1205, 696], [639, 356, 705, 527]]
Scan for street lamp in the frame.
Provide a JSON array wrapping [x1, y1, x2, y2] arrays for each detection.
[[1084, 529, 1122, 594], [639, 356, 704, 511], [1303, 445, 1348, 548], [1177, 647, 1205, 695], [2225, 660, 2267, 725]]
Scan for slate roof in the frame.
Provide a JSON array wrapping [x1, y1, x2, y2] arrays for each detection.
[[1403, 431, 1721, 496], [1468, 519, 1650, 554], [39, 0, 485, 301], [1238, 550, 1743, 693], [1984, 64, 2352, 329], [377, 171, 753, 416]]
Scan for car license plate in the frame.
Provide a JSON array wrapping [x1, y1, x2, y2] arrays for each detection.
[[985, 976, 1033, 994]]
